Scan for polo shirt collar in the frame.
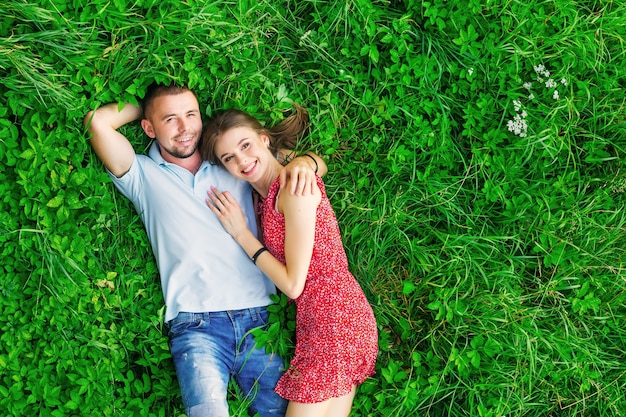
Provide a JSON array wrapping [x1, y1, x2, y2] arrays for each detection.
[[148, 141, 166, 164]]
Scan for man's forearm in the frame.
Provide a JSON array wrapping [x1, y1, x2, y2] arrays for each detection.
[[84, 102, 141, 178], [278, 149, 328, 177], [303, 152, 327, 177], [84, 102, 142, 132]]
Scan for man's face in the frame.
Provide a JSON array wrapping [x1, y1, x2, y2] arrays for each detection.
[[141, 91, 203, 162]]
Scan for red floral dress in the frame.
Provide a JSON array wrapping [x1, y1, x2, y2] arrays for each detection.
[[258, 175, 378, 403]]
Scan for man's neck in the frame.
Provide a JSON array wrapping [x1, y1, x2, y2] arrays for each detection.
[[161, 149, 202, 174]]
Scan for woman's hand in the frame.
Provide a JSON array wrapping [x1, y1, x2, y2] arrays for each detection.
[[206, 187, 249, 239]]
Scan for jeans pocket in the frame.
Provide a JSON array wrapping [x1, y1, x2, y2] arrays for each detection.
[[256, 308, 270, 327], [168, 317, 203, 339]]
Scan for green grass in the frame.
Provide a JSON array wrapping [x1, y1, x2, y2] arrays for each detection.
[[1, 0, 625, 416]]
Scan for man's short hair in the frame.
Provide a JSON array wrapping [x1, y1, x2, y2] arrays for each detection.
[[142, 82, 193, 118]]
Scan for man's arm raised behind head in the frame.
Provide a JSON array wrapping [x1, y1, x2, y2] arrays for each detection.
[[84, 103, 141, 178]]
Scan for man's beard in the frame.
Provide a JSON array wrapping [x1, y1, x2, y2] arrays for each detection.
[[162, 139, 198, 159]]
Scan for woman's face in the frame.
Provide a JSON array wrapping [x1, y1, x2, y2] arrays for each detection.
[[215, 126, 271, 181]]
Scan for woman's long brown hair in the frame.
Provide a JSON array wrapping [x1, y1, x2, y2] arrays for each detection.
[[200, 104, 309, 165]]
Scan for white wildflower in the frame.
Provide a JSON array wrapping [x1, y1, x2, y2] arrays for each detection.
[[533, 64, 550, 78], [507, 113, 528, 137], [468, 67, 474, 76], [505, 63, 571, 138]]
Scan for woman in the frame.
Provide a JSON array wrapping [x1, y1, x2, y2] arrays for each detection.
[[201, 105, 378, 417]]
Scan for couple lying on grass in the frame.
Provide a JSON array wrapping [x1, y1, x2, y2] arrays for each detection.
[[85, 82, 377, 417]]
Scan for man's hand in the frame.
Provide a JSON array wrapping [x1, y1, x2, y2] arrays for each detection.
[[279, 154, 321, 196]]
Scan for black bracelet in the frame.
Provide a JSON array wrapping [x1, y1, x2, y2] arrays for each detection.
[[302, 153, 318, 174], [251, 247, 269, 264]]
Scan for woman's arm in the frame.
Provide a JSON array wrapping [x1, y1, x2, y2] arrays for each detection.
[[274, 185, 320, 298], [207, 185, 321, 299]]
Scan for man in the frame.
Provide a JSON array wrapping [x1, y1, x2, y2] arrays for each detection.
[[84, 83, 326, 417]]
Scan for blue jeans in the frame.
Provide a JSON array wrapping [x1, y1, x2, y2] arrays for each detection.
[[168, 308, 287, 417]]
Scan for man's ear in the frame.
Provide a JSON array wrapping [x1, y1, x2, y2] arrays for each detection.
[[141, 119, 156, 138]]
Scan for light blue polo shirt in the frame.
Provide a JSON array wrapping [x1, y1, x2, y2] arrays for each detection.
[[109, 141, 276, 322]]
